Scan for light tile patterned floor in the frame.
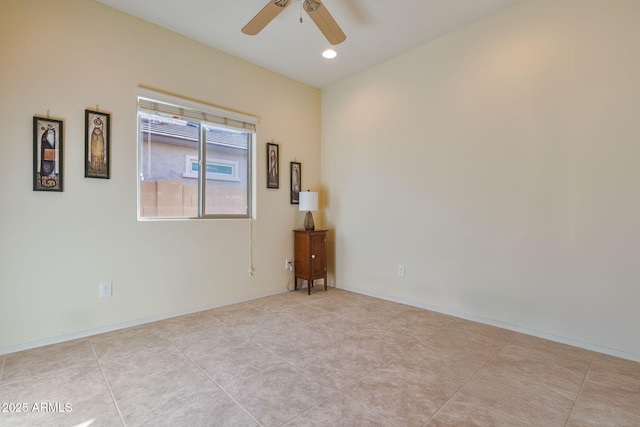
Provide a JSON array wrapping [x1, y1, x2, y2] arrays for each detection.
[[1, 288, 639, 426]]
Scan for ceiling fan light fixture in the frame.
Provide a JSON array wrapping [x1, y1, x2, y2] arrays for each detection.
[[242, 0, 291, 35], [243, 0, 345, 45], [322, 49, 337, 59], [303, 0, 321, 13], [302, 0, 346, 45]]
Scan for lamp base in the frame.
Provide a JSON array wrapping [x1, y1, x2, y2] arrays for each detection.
[[303, 211, 315, 231]]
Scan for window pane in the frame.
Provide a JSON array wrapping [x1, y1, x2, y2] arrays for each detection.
[[137, 89, 255, 220], [203, 125, 250, 216], [138, 112, 199, 218]]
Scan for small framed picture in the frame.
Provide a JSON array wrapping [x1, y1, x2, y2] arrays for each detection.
[[266, 142, 279, 188], [85, 109, 111, 179], [290, 161, 301, 204], [33, 116, 63, 192]]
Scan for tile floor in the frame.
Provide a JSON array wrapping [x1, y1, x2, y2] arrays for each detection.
[[1, 287, 639, 426]]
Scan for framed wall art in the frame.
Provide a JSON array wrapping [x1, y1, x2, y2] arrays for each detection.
[[33, 116, 63, 192], [266, 142, 279, 188], [290, 161, 301, 204], [85, 109, 110, 179]]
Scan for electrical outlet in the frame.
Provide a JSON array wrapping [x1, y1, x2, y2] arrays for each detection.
[[397, 265, 405, 278], [100, 281, 112, 298], [285, 259, 293, 270]]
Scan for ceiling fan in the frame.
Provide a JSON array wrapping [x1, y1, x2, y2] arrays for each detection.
[[242, 0, 346, 45]]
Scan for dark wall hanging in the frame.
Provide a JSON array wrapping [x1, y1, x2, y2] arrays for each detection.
[[267, 142, 279, 188], [33, 116, 63, 192], [290, 161, 301, 204], [85, 109, 110, 179]]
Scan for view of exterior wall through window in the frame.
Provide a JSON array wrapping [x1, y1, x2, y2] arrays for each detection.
[[137, 89, 257, 219]]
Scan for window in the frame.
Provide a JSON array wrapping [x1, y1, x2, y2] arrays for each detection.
[[182, 155, 239, 181], [137, 89, 257, 219]]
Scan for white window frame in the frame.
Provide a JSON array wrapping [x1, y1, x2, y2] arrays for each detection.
[[137, 88, 258, 220]]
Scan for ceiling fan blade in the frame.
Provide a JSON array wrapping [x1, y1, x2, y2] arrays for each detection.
[[242, 0, 290, 36], [303, 0, 346, 45]]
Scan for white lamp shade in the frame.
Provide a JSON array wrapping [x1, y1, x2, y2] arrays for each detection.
[[299, 191, 318, 211]]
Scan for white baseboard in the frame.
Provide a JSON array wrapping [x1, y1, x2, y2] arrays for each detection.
[[5, 285, 638, 363], [336, 284, 640, 363], [0, 289, 287, 356]]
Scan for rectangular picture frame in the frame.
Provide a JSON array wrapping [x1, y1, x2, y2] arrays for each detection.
[[290, 161, 301, 204], [33, 116, 63, 192], [266, 142, 279, 188], [85, 109, 111, 179]]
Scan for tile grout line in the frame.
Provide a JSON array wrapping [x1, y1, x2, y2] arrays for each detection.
[[563, 353, 595, 427], [278, 392, 337, 426], [252, 334, 399, 427], [423, 331, 517, 426], [168, 324, 352, 427], [89, 339, 127, 427], [251, 339, 338, 386], [169, 337, 264, 427], [246, 339, 347, 421], [279, 389, 397, 427], [249, 339, 356, 426], [334, 351, 425, 425], [293, 339, 424, 425]]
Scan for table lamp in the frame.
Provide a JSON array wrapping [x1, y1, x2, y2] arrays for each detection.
[[299, 191, 318, 231]]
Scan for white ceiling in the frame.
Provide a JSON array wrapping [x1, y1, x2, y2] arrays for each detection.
[[97, 0, 522, 89]]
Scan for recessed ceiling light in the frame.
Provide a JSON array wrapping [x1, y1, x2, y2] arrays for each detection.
[[322, 49, 337, 59]]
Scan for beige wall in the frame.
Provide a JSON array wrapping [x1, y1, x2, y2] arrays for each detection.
[[322, 0, 640, 359], [0, 0, 321, 351], [3, 0, 639, 361]]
